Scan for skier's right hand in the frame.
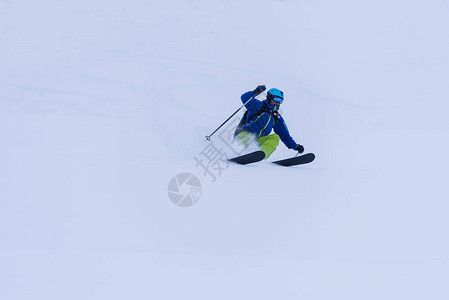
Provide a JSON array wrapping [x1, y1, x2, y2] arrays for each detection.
[[253, 85, 266, 96], [296, 144, 304, 154]]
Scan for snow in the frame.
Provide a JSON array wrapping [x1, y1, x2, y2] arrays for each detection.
[[1, 0, 448, 299]]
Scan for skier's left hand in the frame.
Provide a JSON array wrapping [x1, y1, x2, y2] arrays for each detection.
[[295, 144, 304, 154]]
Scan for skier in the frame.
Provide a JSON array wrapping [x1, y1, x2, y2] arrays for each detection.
[[234, 85, 304, 159]]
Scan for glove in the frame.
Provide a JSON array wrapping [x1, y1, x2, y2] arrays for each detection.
[[253, 85, 266, 96], [295, 144, 304, 154]]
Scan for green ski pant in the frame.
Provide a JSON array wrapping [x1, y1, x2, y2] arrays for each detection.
[[236, 132, 280, 159]]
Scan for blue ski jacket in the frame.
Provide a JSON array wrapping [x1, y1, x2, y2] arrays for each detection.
[[239, 91, 298, 149]]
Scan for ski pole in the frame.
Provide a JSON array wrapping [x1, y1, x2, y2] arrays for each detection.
[[205, 94, 258, 141]]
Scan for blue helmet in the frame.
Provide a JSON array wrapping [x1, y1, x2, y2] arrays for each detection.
[[267, 88, 284, 104]]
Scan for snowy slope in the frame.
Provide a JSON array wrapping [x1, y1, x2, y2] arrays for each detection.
[[1, 0, 449, 299]]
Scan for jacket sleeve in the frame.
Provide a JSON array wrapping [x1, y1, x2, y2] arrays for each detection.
[[273, 115, 298, 149], [241, 91, 262, 115], [241, 91, 258, 109]]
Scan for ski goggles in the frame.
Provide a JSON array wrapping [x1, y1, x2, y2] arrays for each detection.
[[272, 96, 284, 104]]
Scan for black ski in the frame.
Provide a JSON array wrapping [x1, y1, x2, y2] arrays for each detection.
[[272, 153, 315, 167], [228, 150, 265, 165]]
